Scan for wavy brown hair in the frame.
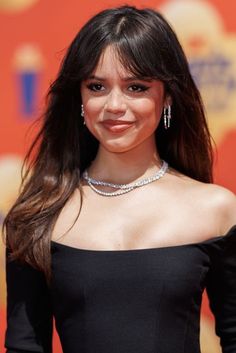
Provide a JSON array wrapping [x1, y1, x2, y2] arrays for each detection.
[[2, 5, 213, 283]]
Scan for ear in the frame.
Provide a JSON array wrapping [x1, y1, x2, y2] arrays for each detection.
[[164, 95, 172, 108]]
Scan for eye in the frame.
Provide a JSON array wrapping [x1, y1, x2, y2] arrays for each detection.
[[128, 84, 149, 93], [87, 83, 105, 92]]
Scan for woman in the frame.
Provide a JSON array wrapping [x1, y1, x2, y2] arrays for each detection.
[[3, 5, 236, 353]]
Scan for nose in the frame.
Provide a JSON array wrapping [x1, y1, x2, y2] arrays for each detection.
[[104, 89, 126, 114]]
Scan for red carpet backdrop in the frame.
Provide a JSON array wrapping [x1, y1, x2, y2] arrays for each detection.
[[0, 0, 236, 352]]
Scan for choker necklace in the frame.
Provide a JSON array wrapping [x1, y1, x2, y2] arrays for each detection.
[[82, 160, 168, 197]]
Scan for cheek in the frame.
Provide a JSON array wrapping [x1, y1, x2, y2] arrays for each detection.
[[130, 99, 163, 123], [85, 98, 105, 119]]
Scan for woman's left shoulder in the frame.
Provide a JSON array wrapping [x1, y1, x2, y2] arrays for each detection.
[[167, 171, 236, 235], [198, 183, 236, 235]]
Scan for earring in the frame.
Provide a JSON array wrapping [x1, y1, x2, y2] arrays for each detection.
[[164, 105, 171, 129], [81, 104, 86, 125]]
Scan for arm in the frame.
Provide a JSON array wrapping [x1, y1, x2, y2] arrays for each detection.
[[5, 249, 53, 353], [206, 226, 236, 353]]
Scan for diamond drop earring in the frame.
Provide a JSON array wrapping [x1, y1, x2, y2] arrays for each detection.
[[163, 105, 171, 129], [81, 104, 86, 125]]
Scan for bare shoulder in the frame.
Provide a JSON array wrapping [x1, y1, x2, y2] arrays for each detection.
[[166, 169, 236, 236], [201, 183, 236, 234]]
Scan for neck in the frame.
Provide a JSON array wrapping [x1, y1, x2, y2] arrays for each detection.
[[87, 139, 162, 184]]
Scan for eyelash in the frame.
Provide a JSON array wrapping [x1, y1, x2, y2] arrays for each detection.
[[86, 83, 149, 93]]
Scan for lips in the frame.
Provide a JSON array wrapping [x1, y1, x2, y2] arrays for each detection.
[[101, 119, 134, 133], [102, 119, 134, 125]]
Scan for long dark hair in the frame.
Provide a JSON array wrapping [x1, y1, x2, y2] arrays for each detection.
[[3, 5, 213, 282]]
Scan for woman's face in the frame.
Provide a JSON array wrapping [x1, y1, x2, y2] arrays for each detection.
[[80, 46, 168, 153]]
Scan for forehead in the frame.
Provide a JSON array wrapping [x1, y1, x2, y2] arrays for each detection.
[[92, 45, 131, 78]]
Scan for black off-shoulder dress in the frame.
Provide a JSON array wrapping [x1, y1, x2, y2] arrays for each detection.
[[5, 226, 236, 353]]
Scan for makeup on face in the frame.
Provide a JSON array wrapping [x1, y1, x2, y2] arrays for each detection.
[[80, 46, 167, 153]]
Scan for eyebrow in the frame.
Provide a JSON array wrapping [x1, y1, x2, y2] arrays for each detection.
[[86, 75, 153, 82]]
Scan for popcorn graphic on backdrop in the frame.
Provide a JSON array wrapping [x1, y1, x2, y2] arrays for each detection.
[[0, 0, 38, 13], [13, 44, 44, 117]]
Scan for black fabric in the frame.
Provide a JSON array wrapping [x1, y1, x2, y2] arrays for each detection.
[[5, 249, 53, 353], [5, 225, 236, 353]]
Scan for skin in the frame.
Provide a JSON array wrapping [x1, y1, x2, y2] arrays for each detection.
[[80, 45, 171, 184], [52, 45, 236, 251]]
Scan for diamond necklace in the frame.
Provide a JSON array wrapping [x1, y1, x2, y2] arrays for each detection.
[[82, 160, 168, 197]]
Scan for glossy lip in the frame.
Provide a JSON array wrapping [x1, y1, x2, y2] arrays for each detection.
[[101, 119, 135, 133], [102, 119, 135, 125]]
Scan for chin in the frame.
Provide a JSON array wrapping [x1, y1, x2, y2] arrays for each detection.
[[102, 145, 131, 153], [100, 141, 139, 154]]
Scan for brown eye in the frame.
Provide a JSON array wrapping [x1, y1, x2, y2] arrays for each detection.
[[87, 83, 105, 92], [128, 84, 149, 92]]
